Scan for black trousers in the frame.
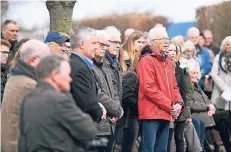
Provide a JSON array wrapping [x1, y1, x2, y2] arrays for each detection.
[[175, 121, 186, 152]]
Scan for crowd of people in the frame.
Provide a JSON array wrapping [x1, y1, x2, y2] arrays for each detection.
[[1, 19, 231, 152]]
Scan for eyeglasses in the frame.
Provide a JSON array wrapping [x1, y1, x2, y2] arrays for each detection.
[[152, 38, 170, 42], [97, 42, 110, 48], [0, 51, 10, 56], [109, 40, 122, 46]]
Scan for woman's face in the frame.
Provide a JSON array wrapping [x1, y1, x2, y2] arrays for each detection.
[[225, 39, 231, 53], [134, 37, 145, 52], [189, 68, 199, 83], [199, 35, 205, 47], [167, 43, 177, 60], [183, 48, 194, 59]]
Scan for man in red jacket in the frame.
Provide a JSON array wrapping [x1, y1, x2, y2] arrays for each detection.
[[137, 27, 183, 152]]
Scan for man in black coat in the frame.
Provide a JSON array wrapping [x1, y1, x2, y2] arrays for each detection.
[[19, 54, 97, 152], [69, 26, 106, 123]]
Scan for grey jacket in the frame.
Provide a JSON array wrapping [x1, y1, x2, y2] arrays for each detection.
[[18, 82, 97, 152], [211, 54, 231, 111], [103, 52, 123, 103], [92, 59, 123, 136], [191, 83, 216, 127]]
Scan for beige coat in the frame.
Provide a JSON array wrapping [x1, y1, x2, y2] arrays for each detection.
[[1, 75, 36, 152], [211, 54, 231, 111]]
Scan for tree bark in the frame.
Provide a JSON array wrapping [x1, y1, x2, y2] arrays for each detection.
[[46, 0, 76, 34]]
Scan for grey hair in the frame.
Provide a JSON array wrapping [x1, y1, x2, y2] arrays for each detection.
[[37, 54, 69, 79], [203, 29, 213, 36], [70, 26, 97, 50], [220, 36, 231, 52], [148, 26, 167, 41], [103, 26, 121, 39], [2, 20, 17, 29], [187, 27, 200, 37], [182, 40, 196, 52], [96, 30, 109, 40], [20, 39, 50, 61]]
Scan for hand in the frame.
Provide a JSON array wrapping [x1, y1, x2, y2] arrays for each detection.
[[109, 117, 118, 123], [205, 77, 209, 89], [185, 118, 192, 123], [171, 103, 182, 119], [208, 109, 215, 116], [99, 103, 107, 119], [209, 104, 216, 111]]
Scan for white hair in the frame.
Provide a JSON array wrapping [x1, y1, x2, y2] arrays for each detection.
[[20, 39, 50, 61], [187, 27, 200, 37], [70, 26, 97, 49], [124, 28, 135, 37], [96, 30, 109, 40], [182, 40, 196, 52], [148, 27, 168, 41], [103, 26, 121, 39], [220, 36, 231, 52]]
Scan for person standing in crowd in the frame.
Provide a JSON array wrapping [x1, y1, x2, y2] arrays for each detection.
[[167, 42, 194, 152], [199, 32, 215, 61], [1, 20, 19, 67], [203, 29, 220, 56], [137, 27, 183, 152], [120, 31, 144, 152], [18, 54, 97, 152], [172, 35, 185, 47], [102, 26, 123, 151], [187, 27, 212, 90], [1, 39, 50, 152], [45, 32, 69, 54], [211, 36, 231, 152], [69, 26, 105, 123], [122, 31, 145, 72], [1, 39, 11, 101], [123, 28, 135, 43], [91, 30, 124, 151]]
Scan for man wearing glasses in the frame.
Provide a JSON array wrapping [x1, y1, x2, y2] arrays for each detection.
[[137, 27, 183, 152], [1, 39, 11, 101], [45, 32, 69, 54]]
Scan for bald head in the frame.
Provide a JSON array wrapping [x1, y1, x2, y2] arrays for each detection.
[[20, 39, 50, 68]]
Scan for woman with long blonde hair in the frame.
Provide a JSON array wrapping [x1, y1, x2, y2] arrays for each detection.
[[122, 31, 145, 73]]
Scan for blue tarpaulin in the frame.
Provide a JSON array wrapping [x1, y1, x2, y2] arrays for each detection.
[[167, 21, 197, 39]]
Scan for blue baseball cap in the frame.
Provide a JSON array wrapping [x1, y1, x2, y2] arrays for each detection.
[[45, 32, 68, 43]]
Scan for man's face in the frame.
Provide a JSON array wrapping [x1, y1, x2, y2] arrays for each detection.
[[53, 61, 72, 92], [108, 35, 122, 57], [189, 68, 200, 83], [0, 45, 10, 64], [187, 32, 199, 45], [49, 42, 64, 53], [61, 42, 72, 57], [2, 23, 19, 41], [83, 35, 98, 59], [204, 32, 213, 46], [152, 33, 170, 53], [95, 35, 109, 58]]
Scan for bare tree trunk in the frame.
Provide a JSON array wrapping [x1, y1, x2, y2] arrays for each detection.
[[46, 0, 76, 34]]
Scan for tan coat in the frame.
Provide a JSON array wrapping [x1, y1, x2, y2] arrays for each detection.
[[1, 75, 36, 152]]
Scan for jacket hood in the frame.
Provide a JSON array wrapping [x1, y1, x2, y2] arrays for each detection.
[[140, 45, 168, 61], [10, 59, 37, 80]]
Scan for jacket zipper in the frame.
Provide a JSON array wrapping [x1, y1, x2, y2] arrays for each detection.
[[164, 61, 172, 121]]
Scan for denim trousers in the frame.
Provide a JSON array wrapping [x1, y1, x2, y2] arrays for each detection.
[[140, 119, 170, 152], [192, 117, 205, 149]]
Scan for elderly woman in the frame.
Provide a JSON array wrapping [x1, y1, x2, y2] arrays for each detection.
[[210, 36, 231, 152]]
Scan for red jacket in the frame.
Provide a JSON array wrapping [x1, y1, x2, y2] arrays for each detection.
[[137, 46, 183, 121]]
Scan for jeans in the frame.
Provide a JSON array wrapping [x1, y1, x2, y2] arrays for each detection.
[[121, 118, 139, 152], [174, 121, 186, 152], [192, 118, 205, 149], [140, 119, 170, 152]]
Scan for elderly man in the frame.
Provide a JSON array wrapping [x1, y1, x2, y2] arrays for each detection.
[[137, 27, 183, 152], [1, 39, 11, 101], [187, 27, 212, 90], [18, 54, 97, 152], [1, 39, 50, 152], [45, 32, 69, 54], [92, 30, 124, 151], [69, 26, 105, 123], [203, 29, 220, 56], [1, 20, 20, 67]]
